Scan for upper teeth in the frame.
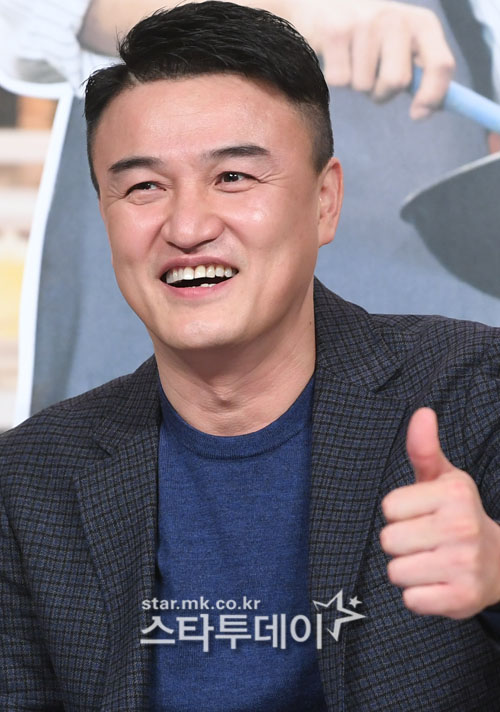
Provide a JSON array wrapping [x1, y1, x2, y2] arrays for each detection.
[[165, 264, 236, 284]]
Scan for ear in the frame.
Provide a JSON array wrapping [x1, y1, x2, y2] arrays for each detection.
[[317, 157, 343, 248], [97, 197, 115, 267]]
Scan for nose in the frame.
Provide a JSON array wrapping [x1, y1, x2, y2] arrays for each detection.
[[161, 184, 224, 251]]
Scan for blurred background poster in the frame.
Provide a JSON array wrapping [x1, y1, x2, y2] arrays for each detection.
[[0, 88, 53, 430], [0, 0, 499, 432]]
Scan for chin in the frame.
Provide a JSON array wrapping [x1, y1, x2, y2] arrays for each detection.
[[155, 324, 239, 353]]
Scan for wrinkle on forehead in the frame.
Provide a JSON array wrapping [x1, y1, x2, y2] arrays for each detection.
[[94, 74, 318, 181]]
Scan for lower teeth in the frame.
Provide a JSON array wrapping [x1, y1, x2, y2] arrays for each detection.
[[183, 283, 216, 288], [168, 276, 232, 287]]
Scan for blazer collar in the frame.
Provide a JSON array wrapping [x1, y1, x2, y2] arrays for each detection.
[[313, 278, 402, 390]]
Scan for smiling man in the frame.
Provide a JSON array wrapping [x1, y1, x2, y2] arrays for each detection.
[[1, 2, 500, 711]]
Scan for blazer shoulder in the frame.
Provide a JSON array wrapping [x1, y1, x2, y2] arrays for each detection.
[[370, 310, 500, 362], [366, 312, 500, 424], [313, 279, 500, 395], [0, 356, 158, 468]]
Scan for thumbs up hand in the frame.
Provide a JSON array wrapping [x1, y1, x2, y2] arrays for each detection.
[[380, 408, 500, 619]]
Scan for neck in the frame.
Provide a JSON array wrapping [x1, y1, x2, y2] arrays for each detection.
[[153, 305, 316, 436]]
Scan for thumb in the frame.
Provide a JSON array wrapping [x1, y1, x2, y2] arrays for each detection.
[[406, 407, 452, 483]]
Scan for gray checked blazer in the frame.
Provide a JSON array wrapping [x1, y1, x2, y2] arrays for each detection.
[[1, 280, 500, 711]]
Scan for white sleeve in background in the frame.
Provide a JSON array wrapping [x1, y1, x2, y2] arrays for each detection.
[[469, 0, 500, 102], [0, 0, 116, 96]]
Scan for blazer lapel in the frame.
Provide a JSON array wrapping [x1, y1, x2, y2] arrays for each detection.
[[309, 282, 407, 711], [71, 358, 161, 709]]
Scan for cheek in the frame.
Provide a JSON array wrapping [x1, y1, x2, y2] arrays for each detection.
[[107, 209, 162, 264], [245, 187, 316, 239], [224, 202, 291, 258], [221, 197, 268, 236]]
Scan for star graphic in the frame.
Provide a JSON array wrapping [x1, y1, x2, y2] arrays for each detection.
[[313, 590, 366, 641], [349, 596, 362, 608]]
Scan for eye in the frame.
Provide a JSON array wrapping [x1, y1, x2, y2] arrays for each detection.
[[220, 172, 247, 183], [217, 171, 256, 189], [126, 181, 160, 195]]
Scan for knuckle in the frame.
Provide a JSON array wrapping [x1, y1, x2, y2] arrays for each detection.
[[413, 7, 440, 30], [449, 543, 480, 573], [449, 585, 481, 618], [441, 53, 456, 73], [387, 559, 401, 585], [401, 587, 413, 607], [378, 75, 407, 95], [377, 5, 435, 33], [379, 526, 390, 551], [351, 76, 373, 93], [402, 587, 426, 614], [325, 21, 352, 44], [375, 6, 404, 29], [355, 18, 372, 36], [381, 492, 395, 519], [430, 57, 456, 83], [445, 475, 474, 503], [443, 598, 463, 619], [399, 69, 414, 88], [445, 515, 480, 543]]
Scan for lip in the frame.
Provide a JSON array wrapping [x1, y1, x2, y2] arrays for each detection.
[[162, 273, 238, 299], [158, 256, 238, 280]]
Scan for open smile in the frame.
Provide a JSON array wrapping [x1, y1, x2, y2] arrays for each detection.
[[161, 263, 238, 288]]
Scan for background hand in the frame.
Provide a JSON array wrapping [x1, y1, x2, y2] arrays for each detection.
[[297, 0, 455, 119]]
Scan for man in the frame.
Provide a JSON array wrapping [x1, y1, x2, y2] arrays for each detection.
[[1, 2, 500, 710]]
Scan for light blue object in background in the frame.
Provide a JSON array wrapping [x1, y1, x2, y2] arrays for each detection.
[[411, 65, 500, 132]]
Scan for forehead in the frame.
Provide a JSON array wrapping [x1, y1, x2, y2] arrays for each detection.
[[92, 74, 315, 168]]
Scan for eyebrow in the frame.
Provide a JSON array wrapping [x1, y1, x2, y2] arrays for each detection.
[[107, 144, 271, 176], [108, 156, 164, 175], [204, 144, 271, 161]]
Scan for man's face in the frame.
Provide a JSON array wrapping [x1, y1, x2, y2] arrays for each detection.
[[93, 74, 342, 357]]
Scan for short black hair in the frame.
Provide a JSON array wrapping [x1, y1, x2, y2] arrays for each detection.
[[84, 1, 333, 192]]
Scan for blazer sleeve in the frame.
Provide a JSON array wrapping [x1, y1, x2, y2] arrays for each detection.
[[464, 338, 500, 517], [464, 337, 500, 644], [0, 490, 64, 710]]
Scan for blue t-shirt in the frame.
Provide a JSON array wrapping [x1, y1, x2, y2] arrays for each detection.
[[150, 377, 326, 711]]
